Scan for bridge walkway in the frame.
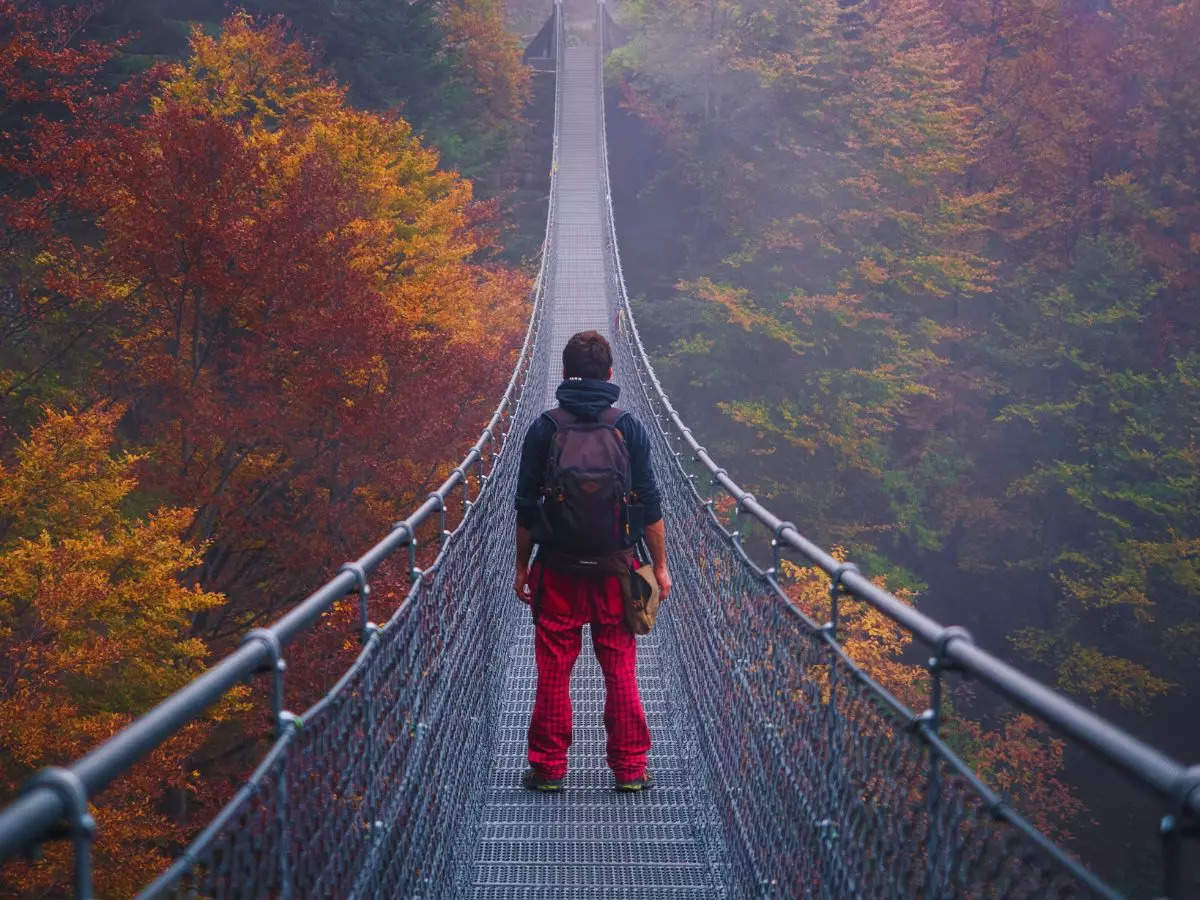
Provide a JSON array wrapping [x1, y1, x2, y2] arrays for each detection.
[[465, 16, 727, 899]]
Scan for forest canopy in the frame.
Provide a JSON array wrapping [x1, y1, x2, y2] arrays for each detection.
[[0, 1, 530, 891], [610, 0, 1198, 715], [608, 0, 1198, 876]]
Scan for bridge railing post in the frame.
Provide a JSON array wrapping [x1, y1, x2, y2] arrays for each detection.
[[1160, 767, 1200, 898], [238, 628, 299, 897], [813, 563, 859, 894], [21, 769, 94, 900], [335, 558, 384, 854], [426, 493, 449, 547], [390, 522, 421, 584], [915, 625, 972, 897]]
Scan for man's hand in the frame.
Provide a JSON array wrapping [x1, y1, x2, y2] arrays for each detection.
[[643, 519, 670, 601], [514, 566, 532, 604], [514, 525, 534, 604], [654, 564, 672, 602]]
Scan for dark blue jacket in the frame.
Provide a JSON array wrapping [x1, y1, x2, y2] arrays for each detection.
[[515, 377, 663, 546]]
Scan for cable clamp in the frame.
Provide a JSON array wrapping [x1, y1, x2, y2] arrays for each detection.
[[24, 767, 94, 842], [829, 562, 859, 598], [931, 625, 974, 672], [906, 708, 936, 735], [1167, 764, 1200, 835], [338, 562, 369, 596], [240, 627, 283, 675], [773, 521, 797, 545]]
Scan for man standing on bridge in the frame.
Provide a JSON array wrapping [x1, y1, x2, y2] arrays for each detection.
[[513, 330, 671, 793]]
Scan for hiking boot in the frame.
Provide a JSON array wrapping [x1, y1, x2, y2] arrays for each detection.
[[522, 768, 563, 792], [615, 772, 653, 793]]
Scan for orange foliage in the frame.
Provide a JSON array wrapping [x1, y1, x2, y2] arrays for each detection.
[[0, 8, 530, 890], [0, 407, 231, 896], [52, 14, 529, 617], [440, 0, 532, 128], [779, 555, 926, 712], [778, 553, 1081, 840]]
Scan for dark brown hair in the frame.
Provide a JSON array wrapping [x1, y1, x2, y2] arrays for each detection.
[[562, 330, 613, 379]]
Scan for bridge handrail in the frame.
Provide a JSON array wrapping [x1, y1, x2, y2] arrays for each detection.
[[592, 0, 1199, 828], [0, 3, 564, 867]]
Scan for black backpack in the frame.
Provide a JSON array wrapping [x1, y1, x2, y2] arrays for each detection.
[[539, 406, 631, 554]]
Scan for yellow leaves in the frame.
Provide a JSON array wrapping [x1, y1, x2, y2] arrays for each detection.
[[857, 257, 889, 284], [0, 406, 138, 542], [342, 353, 390, 395], [1055, 535, 1200, 624], [686, 276, 807, 353], [0, 408, 232, 890], [0, 408, 235, 892], [779, 552, 926, 710], [0, 405, 224, 756], [1056, 644, 1175, 710], [148, 15, 521, 351], [160, 14, 342, 137], [439, 0, 531, 126]]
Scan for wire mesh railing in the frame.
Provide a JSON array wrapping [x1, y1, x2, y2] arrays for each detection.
[[0, 1, 1197, 897]]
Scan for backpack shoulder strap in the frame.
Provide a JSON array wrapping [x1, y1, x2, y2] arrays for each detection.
[[599, 406, 624, 427], [544, 407, 575, 430]]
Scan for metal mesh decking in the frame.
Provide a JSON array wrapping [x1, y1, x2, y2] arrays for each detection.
[[463, 16, 730, 898]]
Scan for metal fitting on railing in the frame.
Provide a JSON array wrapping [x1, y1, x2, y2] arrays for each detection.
[[427, 492, 449, 546], [1161, 765, 1200, 898], [827, 562, 859, 643], [390, 522, 420, 584], [453, 466, 471, 511], [728, 493, 754, 548], [338, 562, 372, 645], [932, 626, 974, 673], [22, 768, 94, 900], [925, 626, 973, 733], [769, 521, 797, 577], [239, 628, 289, 735]]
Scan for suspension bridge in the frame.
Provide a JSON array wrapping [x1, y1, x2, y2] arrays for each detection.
[[1, 2, 1197, 897]]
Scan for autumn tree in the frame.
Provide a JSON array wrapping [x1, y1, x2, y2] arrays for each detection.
[[43, 14, 528, 630], [0, 406, 227, 896], [781, 556, 1082, 841], [0, 7, 532, 890], [610, 0, 1198, 864], [0, 1, 150, 435], [613, 0, 1199, 717]]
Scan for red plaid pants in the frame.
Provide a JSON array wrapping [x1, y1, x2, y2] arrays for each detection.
[[526, 562, 651, 782]]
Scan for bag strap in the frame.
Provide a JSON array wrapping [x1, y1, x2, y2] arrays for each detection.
[[599, 406, 624, 426], [544, 407, 575, 429], [544, 405, 625, 428], [540, 547, 635, 577]]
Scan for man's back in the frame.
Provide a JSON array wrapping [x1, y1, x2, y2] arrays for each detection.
[[511, 330, 670, 794], [515, 375, 661, 553]]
